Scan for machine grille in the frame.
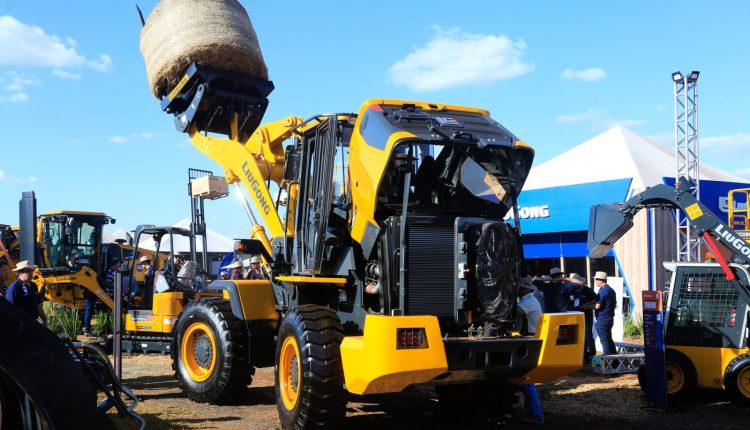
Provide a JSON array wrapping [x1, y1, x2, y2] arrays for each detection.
[[406, 222, 454, 317]]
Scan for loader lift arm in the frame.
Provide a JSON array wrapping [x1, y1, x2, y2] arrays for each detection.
[[588, 176, 750, 307]]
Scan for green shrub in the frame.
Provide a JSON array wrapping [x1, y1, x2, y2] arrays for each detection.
[[91, 309, 113, 339], [46, 305, 80, 341], [624, 315, 644, 338]]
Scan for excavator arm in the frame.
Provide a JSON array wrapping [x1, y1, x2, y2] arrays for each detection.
[[588, 177, 750, 306]]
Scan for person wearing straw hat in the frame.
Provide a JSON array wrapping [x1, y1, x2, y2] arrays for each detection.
[[247, 255, 264, 280], [533, 267, 575, 313], [222, 260, 243, 280], [135, 255, 155, 304], [5, 260, 47, 326], [593, 271, 617, 356]]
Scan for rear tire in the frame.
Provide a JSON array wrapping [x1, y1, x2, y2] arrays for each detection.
[[172, 297, 253, 404], [724, 353, 750, 405], [275, 305, 346, 430]]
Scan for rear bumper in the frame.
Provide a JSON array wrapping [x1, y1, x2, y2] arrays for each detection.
[[340, 313, 583, 395]]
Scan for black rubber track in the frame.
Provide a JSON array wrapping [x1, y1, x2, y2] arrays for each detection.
[[172, 297, 253, 404], [275, 304, 346, 430], [723, 352, 750, 405]]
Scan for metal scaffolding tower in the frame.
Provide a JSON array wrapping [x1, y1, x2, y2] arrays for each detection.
[[672, 70, 701, 261]]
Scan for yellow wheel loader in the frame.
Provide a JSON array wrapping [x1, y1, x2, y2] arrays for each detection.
[[120, 225, 222, 353], [6, 192, 154, 313], [589, 179, 750, 404], [156, 63, 583, 427]]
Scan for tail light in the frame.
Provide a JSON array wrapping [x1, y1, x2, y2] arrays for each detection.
[[556, 325, 578, 345], [397, 328, 428, 350]]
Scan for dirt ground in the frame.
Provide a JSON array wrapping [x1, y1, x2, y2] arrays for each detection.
[[108, 354, 749, 430]]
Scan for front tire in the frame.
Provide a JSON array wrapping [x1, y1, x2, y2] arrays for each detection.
[[275, 305, 346, 429], [724, 353, 750, 405], [172, 297, 252, 404], [665, 349, 696, 399]]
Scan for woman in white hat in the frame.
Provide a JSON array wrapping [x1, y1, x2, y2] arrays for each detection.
[[5, 260, 47, 326]]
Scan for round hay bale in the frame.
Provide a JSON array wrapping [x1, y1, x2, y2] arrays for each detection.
[[140, 0, 268, 98]]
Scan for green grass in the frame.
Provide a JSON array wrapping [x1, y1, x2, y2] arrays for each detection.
[[92, 309, 113, 339], [623, 315, 644, 338], [45, 304, 81, 341]]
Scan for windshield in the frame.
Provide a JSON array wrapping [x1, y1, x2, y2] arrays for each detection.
[[379, 141, 532, 217], [44, 217, 100, 270]]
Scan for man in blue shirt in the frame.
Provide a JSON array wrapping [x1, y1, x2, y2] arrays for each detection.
[[533, 267, 576, 313], [5, 260, 47, 326], [594, 271, 617, 355], [568, 274, 598, 363]]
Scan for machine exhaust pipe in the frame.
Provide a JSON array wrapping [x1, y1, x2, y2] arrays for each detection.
[[19, 191, 37, 266]]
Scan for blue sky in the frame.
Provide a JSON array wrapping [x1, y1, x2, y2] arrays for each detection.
[[1, 1, 749, 239]]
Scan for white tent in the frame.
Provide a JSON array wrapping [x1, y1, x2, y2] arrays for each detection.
[[103, 228, 131, 244], [519, 125, 749, 320], [523, 126, 746, 190], [136, 219, 234, 253]]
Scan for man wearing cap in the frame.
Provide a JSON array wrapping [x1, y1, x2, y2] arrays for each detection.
[[514, 277, 544, 425], [5, 260, 47, 326], [593, 271, 617, 356], [533, 267, 575, 313], [247, 256, 264, 280]]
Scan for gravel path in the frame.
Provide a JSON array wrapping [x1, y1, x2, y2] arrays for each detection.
[[109, 355, 749, 430]]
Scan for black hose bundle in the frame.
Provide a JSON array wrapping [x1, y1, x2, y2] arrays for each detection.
[[65, 340, 145, 430]]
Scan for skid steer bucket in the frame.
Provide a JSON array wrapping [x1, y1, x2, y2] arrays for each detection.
[[588, 203, 634, 258]]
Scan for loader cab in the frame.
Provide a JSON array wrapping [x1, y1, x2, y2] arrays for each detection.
[[283, 114, 356, 275], [38, 211, 113, 274], [664, 262, 750, 349], [126, 226, 200, 308]]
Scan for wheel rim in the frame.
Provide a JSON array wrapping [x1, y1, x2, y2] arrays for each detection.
[[181, 322, 217, 382], [666, 362, 685, 394], [738, 366, 750, 399], [279, 335, 301, 411]]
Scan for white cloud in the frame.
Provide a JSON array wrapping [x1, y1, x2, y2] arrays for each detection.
[[0, 15, 85, 68], [53, 69, 82, 80], [555, 109, 644, 130], [561, 67, 607, 82], [655, 105, 667, 112], [388, 26, 533, 91], [0, 169, 37, 183], [87, 54, 112, 72], [701, 132, 750, 153], [7, 92, 28, 102], [0, 15, 113, 101], [108, 132, 157, 144], [0, 73, 37, 103]]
